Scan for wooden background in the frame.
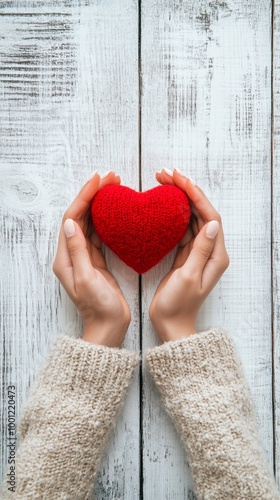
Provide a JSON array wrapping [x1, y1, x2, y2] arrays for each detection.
[[0, 0, 279, 498]]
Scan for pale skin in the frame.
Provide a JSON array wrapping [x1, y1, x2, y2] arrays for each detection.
[[53, 169, 229, 346], [52, 171, 131, 348]]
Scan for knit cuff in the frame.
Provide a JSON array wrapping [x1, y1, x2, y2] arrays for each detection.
[[37, 334, 139, 393], [145, 329, 243, 385]]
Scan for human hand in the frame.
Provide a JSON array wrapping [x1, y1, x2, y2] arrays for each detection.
[[149, 169, 230, 343], [52, 172, 131, 348]]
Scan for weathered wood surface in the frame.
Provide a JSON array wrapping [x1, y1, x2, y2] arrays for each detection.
[[0, 1, 140, 499], [274, 0, 280, 488], [0, 0, 278, 498]]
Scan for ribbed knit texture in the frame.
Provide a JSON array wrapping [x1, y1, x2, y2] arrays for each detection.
[[1, 330, 279, 499], [146, 329, 280, 500], [1, 335, 139, 500], [91, 184, 191, 274]]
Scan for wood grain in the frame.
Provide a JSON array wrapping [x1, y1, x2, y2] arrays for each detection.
[[0, 2, 140, 499], [273, 0, 280, 487], [0, 0, 278, 498], [141, 0, 274, 497]]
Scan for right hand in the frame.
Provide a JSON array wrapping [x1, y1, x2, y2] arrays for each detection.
[[149, 169, 230, 343], [53, 171, 131, 348]]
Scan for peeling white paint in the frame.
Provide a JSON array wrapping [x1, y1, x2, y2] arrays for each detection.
[[0, 0, 278, 498]]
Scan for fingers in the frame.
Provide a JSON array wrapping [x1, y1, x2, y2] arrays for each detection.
[[178, 224, 194, 248], [156, 168, 187, 189], [157, 168, 220, 222], [156, 169, 174, 185], [157, 168, 227, 275], [53, 219, 88, 294], [184, 179, 221, 224], [53, 171, 120, 280], [165, 169, 226, 245], [173, 169, 188, 191], [181, 221, 220, 278], [90, 229, 103, 249], [63, 171, 120, 223], [202, 245, 230, 293], [184, 181, 228, 270], [63, 219, 96, 290], [99, 171, 121, 189], [87, 237, 107, 270], [62, 173, 100, 223]]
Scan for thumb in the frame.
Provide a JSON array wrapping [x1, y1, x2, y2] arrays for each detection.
[[64, 219, 94, 282], [182, 220, 219, 275]]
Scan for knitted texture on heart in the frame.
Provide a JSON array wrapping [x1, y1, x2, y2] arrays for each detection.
[[91, 184, 191, 274]]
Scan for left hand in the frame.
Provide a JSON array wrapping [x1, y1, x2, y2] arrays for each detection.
[[52, 172, 131, 348]]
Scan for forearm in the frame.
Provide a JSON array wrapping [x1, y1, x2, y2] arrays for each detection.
[[146, 329, 279, 500], [1, 335, 139, 499]]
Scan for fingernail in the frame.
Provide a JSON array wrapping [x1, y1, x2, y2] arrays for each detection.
[[206, 220, 219, 239], [89, 170, 97, 179], [188, 177, 196, 186], [156, 170, 162, 175], [64, 219, 76, 237], [175, 168, 185, 176], [163, 168, 173, 176], [102, 170, 113, 177]]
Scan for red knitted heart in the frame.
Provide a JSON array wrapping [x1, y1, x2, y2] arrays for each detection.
[[91, 184, 191, 274]]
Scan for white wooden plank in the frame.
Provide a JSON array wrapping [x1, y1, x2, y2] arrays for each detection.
[[273, 0, 280, 488], [0, 2, 140, 499], [141, 0, 273, 497]]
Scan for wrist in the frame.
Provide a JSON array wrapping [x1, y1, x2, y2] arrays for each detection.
[[82, 321, 127, 348], [152, 320, 197, 344]]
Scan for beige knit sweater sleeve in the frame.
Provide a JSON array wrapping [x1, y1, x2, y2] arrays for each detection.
[[1, 334, 139, 500], [146, 328, 280, 500]]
